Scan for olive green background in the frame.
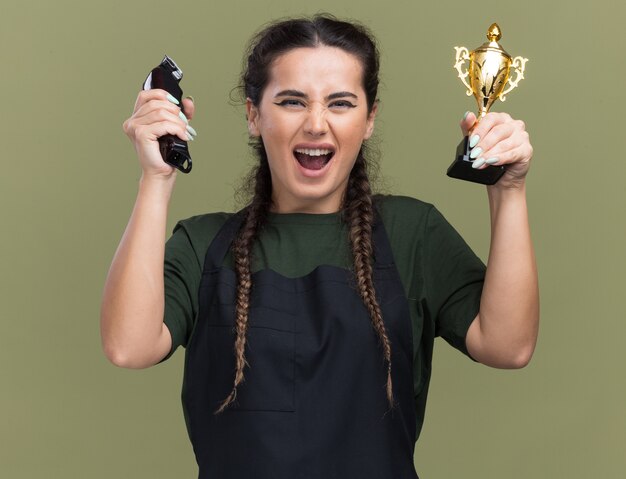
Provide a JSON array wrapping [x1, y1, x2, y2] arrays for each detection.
[[1, 0, 624, 477]]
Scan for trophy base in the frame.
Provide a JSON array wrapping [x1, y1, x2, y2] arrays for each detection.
[[447, 136, 505, 185]]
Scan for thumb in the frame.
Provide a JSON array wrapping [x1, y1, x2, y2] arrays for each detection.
[[459, 111, 477, 137], [181, 96, 195, 121]]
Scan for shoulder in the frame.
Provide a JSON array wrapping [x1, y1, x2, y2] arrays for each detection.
[[374, 193, 434, 214], [373, 194, 435, 239], [167, 212, 235, 266], [174, 211, 234, 237]]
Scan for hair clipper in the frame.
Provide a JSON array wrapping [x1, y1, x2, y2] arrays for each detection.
[[142, 55, 192, 173]]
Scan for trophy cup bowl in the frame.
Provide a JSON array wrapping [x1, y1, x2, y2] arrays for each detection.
[[447, 23, 528, 185]]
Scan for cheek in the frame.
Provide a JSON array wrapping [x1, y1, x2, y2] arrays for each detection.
[[262, 120, 293, 146], [336, 117, 368, 138]]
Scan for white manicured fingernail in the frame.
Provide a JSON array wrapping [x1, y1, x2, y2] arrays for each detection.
[[179, 111, 189, 124], [469, 134, 480, 148], [470, 146, 482, 159], [166, 93, 179, 105], [472, 157, 486, 169], [486, 157, 499, 165]]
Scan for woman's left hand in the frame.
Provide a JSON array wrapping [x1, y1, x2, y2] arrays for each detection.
[[460, 111, 533, 190]]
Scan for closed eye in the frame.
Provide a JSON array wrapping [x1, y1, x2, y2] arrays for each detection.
[[275, 99, 305, 107], [330, 100, 356, 108]]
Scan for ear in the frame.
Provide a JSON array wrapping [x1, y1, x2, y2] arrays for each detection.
[[363, 100, 378, 140], [246, 98, 261, 137]]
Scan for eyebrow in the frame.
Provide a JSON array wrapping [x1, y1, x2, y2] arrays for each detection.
[[274, 89, 358, 101]]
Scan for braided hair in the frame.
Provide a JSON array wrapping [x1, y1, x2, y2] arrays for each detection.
[[214, 13, 393, 414]]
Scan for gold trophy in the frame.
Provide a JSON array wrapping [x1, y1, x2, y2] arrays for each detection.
[[447, 23, 528, 184]]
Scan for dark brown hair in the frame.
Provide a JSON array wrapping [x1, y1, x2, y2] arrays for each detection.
[[215, 13, 394, 414]]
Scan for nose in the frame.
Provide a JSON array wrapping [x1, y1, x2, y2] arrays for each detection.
[[303, 104, 328, 137]]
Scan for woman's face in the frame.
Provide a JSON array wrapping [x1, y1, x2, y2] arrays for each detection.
[[246, 46, 377, 214]]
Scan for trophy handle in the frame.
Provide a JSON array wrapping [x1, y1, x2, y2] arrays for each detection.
[[499, 56, 528, 101], [453, 46, 473, 96]]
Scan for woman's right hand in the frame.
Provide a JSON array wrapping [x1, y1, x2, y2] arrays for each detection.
[[122, 89, 196, 178], [103, 89, 196, 368]]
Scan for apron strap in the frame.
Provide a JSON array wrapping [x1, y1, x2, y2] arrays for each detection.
[[203, 209, 246, 271], [372, 205, 396, 267]]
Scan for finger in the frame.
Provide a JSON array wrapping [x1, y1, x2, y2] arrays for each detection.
[[132, 108, 187, 129], [469, 121, 517, 159], [474, 140, 531, 170], [133, 97, 182, 122], [459, 111, 477, 137], [480, 125, 530, 161], [480, 137, 521, 164], [125, 108, 192, 143], [126, 107, 189, 141], [474, 143, 529, 169], [469, 111, 513, 144], [181, 96, 195, 120], [133, 119, 192, 143], [133, 88, 181, 114]]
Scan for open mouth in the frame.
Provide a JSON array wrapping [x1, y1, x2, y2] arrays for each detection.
[[293, 148, 335, 171]]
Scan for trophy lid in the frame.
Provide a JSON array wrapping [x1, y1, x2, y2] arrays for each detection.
[[473, 23, 511, 58]]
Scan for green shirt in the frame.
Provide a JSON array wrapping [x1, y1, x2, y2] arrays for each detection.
[[162, 194, 485, 438]]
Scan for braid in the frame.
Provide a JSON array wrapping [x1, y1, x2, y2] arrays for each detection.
[[214, 153, 272, 414], [343, 150, 395, 411], [218, 148, 392, 413]]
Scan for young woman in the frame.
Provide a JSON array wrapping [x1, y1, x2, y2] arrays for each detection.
[[101, 14, 538, 478]]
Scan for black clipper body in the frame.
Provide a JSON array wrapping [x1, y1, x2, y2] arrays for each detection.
[[143, 55, 192, 173]]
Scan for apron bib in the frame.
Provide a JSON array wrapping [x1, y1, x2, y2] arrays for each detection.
[[182, 210, 419, 478]]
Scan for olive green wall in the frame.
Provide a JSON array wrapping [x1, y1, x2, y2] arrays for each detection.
[[1, 0, 624, 477]]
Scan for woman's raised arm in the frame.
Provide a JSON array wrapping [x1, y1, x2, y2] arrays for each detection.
[[100, 90, 196, 368], [461, 111, 540, 368]]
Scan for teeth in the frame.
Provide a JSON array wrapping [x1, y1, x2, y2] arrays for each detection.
[[294, 148, 333, 156]]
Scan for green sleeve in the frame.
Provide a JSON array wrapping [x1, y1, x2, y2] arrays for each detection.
[[158, 213, 232, 363], [423, 206, 486, 358], [159, 221, 203, 363]]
